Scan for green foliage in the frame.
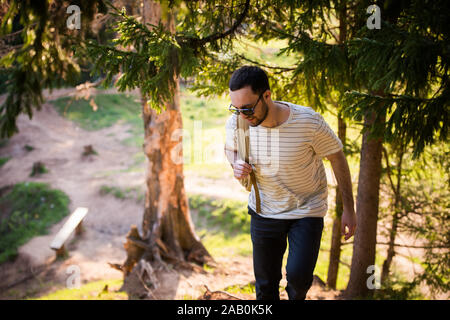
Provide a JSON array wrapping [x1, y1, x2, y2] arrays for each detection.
[[343, 9, 450, 156], [189, 194, 250, 234], [81, 0, 253, 112], [0, 138, 8, 148], [0, 156, 11, 168], [402, 154, 450, 296], [0, 182, 70, 263], [224, 282, 256, 295], [188, 194, 252, 257], [99, 185, 143, 203], [23, 144, 34, 152], [373, 279, 424, 300], [84, 11, 183, 113], [189, 38, 304, 107], [380, 142, 450, 297], [0, 0, 107, 138], [192, 0, 449, 158], [30, 161, 48, 176]]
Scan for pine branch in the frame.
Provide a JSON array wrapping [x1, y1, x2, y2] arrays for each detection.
[[235, 53, 296, 73], [382, 146, 397, 198], [176, 0, 250, 49]]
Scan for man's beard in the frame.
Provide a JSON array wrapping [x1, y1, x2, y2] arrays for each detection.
[[249, 100, 269, 127]]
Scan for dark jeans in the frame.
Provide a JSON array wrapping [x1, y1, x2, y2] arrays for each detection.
[[248, 206, 324, 300]]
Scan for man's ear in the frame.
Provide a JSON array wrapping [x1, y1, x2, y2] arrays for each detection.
[[264, 89, 272, 101]]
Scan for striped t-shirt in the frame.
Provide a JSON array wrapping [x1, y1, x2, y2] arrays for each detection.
[[225, 101, 343, 219]]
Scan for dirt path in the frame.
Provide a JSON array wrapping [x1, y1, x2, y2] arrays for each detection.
[[0, 92, 143, 290], [0, 88, 340, 300]]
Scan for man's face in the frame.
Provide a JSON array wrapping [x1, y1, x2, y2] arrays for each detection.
[[229, 86, 269, 127]]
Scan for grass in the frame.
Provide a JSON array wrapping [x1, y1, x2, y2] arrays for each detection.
[[189, 194, 250, 234], [99, 185, 144, 203], [179, 91, 231, 172], [0, 138, 8, 149], [32, 279, 127, 300], [0, 156, 10, 168], [180, 91, 230, 130], [51, 92, 144, 148], [184, 163, 233, 180], [30, 161, 49, 177], [24, 144, 34, 152], [223, 282, 256, 295], [188, 194, 252, 257], [0, 182, 70, 263]]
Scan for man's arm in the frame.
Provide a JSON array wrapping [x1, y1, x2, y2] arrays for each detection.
[[326, 150, 357, 240]]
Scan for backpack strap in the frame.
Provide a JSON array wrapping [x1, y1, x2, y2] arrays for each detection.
[[236, 116, 261, 213]]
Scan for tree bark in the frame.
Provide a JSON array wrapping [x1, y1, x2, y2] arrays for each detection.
[[119, 0, 212, 277], [326, 1, 347, 290], [345, 108, 385, 299], [381, 211, 398, 285], [381, 144, 404, 284], [140, 81, 211, 265], [327, 116, 346, 289]]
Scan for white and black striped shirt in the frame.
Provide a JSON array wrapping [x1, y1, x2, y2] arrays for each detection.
[[225, 101, 343, 219]]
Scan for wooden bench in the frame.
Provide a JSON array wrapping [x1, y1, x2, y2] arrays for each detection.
[[50, 207, 88, 257]]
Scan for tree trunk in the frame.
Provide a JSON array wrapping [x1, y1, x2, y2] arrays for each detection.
[[326, 1, 347, 290], [140, 80, 211, 265], [381, 212, 398, 284], [327, 214, 342, 289], [327, 116, 346, 289], [119, 0, 212, 277], [345, 108, 385, 299], [381, 144, 404, 284]]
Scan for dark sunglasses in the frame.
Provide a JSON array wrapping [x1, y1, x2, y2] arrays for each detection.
[[228, 92, 264, 116]]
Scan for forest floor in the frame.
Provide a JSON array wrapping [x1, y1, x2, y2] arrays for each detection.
[[0, 87, 434, 300]]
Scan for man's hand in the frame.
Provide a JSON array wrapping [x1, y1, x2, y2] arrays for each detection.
[[341, 210, 357, 241], [232, 159, 253, 179]]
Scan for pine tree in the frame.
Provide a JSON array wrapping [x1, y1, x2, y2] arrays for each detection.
[[193, 0, 449, 298], [0, 0, 107, 137], [73, 0, 254, 281], [0, 0, 253, 285], [343, 0, 449, 298], [193, 0, 362, 290], [2, 0, 447, 299]]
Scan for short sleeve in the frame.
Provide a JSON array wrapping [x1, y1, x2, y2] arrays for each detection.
[[311, 113, 343, 158], [225, 114, 238, 151]]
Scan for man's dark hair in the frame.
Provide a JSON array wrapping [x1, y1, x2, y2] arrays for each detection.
[[229, 66, 270, 94]]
